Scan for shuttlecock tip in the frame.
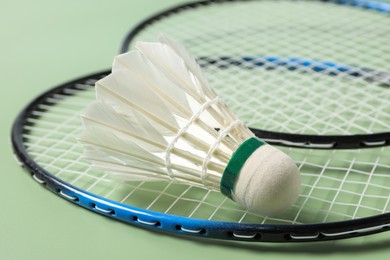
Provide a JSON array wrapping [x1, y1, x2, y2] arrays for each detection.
[[231, 143, 301, 216]]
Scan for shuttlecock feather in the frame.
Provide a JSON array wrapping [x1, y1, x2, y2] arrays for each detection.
[[78, 35, 301, 216]]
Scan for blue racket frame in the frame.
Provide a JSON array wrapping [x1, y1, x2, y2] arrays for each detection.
[[12, 69, 390, 242]]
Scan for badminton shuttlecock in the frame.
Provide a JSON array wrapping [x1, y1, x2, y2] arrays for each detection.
[[78, 35, 301, 216]]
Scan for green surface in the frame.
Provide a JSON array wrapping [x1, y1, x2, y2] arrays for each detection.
[[1, 0, 390, 259]]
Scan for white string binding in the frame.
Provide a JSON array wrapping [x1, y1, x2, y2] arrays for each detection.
[[165, 97, 220, 180], [201, 119, 244, 188]]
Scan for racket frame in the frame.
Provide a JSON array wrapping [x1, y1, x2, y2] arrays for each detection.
[[11, 70, 390, 242], [119, 0, 390, 149]]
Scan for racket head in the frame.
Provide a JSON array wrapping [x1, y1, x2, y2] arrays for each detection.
[[120, 0, 390, 149], [11, 69, 390, 242]]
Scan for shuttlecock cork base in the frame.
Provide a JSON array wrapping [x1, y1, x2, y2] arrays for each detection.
[[221, 137, 301, 216], [79, 35, 301, 216]]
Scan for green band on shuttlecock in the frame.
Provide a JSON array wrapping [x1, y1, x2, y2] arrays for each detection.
[[220, 137, 265, 199]]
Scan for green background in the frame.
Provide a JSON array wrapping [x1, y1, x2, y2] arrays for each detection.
[[1, 0, 390, 259]]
